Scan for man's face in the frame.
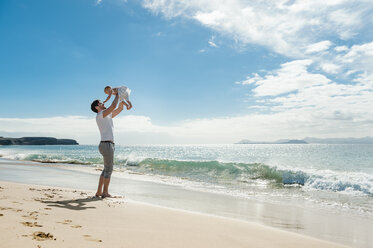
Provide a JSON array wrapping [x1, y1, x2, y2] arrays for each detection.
[[96, 101, 106, 111]]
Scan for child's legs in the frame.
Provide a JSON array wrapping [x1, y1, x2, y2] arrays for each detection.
[[122, 93, 132, 109], [123, 100, 132, 109]]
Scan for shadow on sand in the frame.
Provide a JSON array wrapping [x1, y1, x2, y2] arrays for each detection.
[[42, 197, 101, 211]]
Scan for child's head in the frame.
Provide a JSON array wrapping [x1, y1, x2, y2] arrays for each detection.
[[104, 86, 112, 95]]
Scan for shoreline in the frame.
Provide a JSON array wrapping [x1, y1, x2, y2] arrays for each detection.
[[0, 158, 371, 247], [0, 180, 348, 248]]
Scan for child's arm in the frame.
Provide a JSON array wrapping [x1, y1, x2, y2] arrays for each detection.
[[103, 93, 112, 103]]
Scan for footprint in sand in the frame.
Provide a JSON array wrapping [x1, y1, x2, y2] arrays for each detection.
[[22, 211, 39, 220], [21, 221, 43, 227], [57, 220, 82, 228], [0, 213, 3, 216], [29, 188, 42, 192], [44, 193, 55, 199], [21, 215, 37, 220], [2, 207, 23, 213], [83, 234, 102, 243], [57, 219, 72, 225], [32, 231, 56, 241]]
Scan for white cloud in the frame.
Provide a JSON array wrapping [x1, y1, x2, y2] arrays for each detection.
[[340, 42, 373, 68], [142, 0, 373, 56], [320, 63, 341, 74], [0, 115, 167, 145], [139, 1, 373, 141], [317, 41, 373, 78], [239, 60, 330, 96], [328, 8, 362, 39], [238, 59, 373, 136], [208, 35, 218, 47], [237, 73, 262, 85], [2, 108, 373, 145], [305, 40, 332, 54], [142, 0, 373, 86], [334, 45, 349, 52], [2, 58, 373, 145]]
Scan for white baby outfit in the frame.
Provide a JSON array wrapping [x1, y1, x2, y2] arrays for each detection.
[[116, 86, 131, 102]]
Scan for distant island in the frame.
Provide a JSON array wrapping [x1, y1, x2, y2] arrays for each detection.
[[236, 137, 373, 144], [236, 139, 308, 144], [0, 137, 79, 145]]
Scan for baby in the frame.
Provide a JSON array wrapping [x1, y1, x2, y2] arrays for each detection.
[[103, 85, 132, 110]]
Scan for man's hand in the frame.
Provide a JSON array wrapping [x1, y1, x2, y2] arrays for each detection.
[[112, 101, 125, 118]]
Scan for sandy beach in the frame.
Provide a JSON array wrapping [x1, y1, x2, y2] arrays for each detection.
[[2, 0, 373, 247], [0, 180, 348, 248]]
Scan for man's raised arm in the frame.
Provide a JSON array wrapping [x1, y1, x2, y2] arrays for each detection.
[[102, 94, 119, 118], [112, 101, 125, 118]]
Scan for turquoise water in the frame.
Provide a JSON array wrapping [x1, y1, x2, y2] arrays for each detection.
[[0, 144, 372, 218]]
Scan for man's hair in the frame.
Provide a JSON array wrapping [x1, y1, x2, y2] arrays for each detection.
[[91, 100, 100, 113], [104, 86, 111, 91]]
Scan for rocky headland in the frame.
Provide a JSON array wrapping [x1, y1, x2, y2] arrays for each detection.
[[0, 137, 78, 145]]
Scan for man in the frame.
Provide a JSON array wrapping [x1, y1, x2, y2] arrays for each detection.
[[90, 94, 125, 198]]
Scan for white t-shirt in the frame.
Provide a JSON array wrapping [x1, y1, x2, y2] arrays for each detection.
[[96, 111, 114, 142]]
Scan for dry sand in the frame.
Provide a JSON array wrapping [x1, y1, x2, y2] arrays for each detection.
[[0, 180, 348, 248]]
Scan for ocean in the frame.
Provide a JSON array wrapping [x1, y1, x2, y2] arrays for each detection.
[[0, 144, 372, 220]]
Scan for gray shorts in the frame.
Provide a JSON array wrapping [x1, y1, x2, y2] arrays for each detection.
[[98, 142, 115, 178]]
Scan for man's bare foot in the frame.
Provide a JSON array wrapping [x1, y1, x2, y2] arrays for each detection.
[[126, 105, 132, 110], [101, 193, 112, 198], [95, 193, 102, 198]]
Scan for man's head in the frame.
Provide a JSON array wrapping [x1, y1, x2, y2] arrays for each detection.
[[104, 86, 112, 95], [91, 99, 105, 113]]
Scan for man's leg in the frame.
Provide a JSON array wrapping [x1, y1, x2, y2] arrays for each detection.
[[99, 142, 114, 198], [95, 175, 104, 197], [102, 177, 111, 197], [96, 142, 105, 197]]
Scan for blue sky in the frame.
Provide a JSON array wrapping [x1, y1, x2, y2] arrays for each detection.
[[1, 0, 373, 144], [0, 0, 271, 121]]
